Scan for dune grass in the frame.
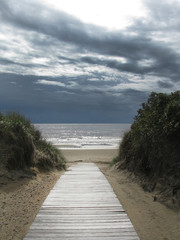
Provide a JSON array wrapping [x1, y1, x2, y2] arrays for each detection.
[[112, 91, 180, 205], [0, 112, 66, 171]]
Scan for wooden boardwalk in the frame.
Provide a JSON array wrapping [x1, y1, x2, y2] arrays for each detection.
[[24, 163, 140, 240]]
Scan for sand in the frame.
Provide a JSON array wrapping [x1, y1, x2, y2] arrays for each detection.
[[0, 168, 64, 240], [1, 148, 180, 240], [62, 149, 180, 240]]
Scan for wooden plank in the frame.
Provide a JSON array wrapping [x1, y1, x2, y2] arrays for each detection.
[[24, 163, 139, 240], [26, 237, 138, 239], [24, 237, 138, 240], [25, 228, 138, 234]]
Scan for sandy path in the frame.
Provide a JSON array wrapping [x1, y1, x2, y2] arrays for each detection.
[[1, 149, 180, 240], [98, 163, 180, 240], [63, 149, 180, 240], [0, 169, 64, 240]]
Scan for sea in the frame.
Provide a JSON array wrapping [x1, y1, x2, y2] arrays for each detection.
[[35, 123, 131, 150]]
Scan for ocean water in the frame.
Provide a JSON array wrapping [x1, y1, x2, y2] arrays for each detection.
[[35, 123, 131, 149]]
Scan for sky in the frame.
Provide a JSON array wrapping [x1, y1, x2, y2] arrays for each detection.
[[0, 0, 180, 123]]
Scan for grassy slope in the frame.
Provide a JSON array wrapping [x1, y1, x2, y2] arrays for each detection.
[[0, 112, 66, 171], [113, 91, 180, 208]]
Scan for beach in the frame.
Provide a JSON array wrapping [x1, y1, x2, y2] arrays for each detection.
[[0, 168, 64, 240], [0, 148, 180, 240]]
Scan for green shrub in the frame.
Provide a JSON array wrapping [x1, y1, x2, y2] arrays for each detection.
[[35, 139, 66, 171], [113, 91, 180, 183], [0, 112, 66, 171]]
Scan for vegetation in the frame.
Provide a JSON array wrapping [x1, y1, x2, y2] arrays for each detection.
[[113, 91, 180, 205], [0, 112, 66, 171]]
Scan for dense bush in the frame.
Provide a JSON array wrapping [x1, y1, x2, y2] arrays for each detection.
[[115, 91, 180, 184], [0, 112, 66, 171]]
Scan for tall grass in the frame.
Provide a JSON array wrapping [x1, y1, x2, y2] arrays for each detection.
[[0, 112, 66, 171], [113, 91, 180, 188]]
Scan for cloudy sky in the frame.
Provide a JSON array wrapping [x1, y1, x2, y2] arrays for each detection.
[[0, 0, 180, 123]]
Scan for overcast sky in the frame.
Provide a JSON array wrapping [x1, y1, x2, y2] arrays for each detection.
[[0, 0, 180, 123]]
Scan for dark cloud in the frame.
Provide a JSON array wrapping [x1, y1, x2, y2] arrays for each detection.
[[81, 56, 149, 75], [0, 57, 47, 69], [158, 81, 174, 89], [144, 0, 180, 29], [0, 73, 147, 123], [128, 0, 180, 35], [1, 0, 180, 80], [0, 0, 180, 122], [0, 57, 17, 65]]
